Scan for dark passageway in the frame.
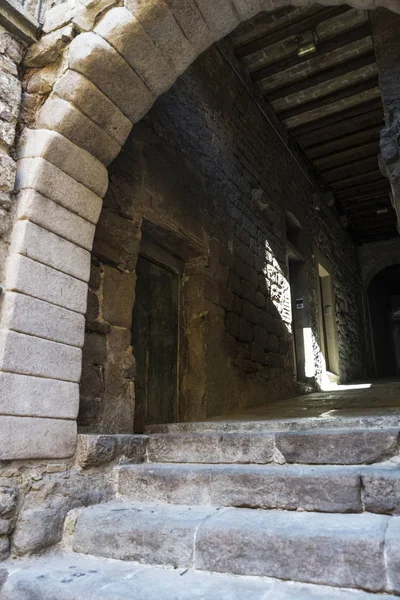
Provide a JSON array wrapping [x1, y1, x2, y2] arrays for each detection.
[[368, 264, 400, 378]]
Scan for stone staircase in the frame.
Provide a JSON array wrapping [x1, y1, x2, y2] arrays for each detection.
[[3, 418, 400, 598]]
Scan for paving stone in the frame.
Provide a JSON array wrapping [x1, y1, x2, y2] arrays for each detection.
[[16, 157, 103, 224], [147, 432, 276, 463], [16, 189, 96, 252], [0, 416, 76, 460], [232, 0, 265, 20], [6, 254, 88, 314], [2, 555, 398, 600], [37, 96, 121, 166], [53, 70, 132, 147], [124, 0, 196, 75], [276, 429, 399, 464], [0, 330, 82, 383], [73, 502, 219, 566], [18, 129, 108, 197], [11, 220, 91, 282], [69, 32, 154, 124], [94, 7, 175, 95], [363, 468, 400, 514], [0, 372, 79, 420], [196, 509, 388, 591], [2, 291, 85, 348]]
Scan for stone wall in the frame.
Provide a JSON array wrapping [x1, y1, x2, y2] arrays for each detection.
[[0, 26, 24, 285], [80, 41, 366, 432]]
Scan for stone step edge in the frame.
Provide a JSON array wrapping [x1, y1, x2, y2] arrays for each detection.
[[145, 414, 400, 433], [2, 553, 398, 600], [69, 501, 399, 593], [116, 463, 400, 514]]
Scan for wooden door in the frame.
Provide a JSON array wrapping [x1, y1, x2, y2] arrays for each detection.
[[131, 255, 179, 433]]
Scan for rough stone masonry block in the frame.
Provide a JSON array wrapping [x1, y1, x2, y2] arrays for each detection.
[[362, 468, 400, 514], [0, 330, 82, 382], [94, 7, 175, 95], [37, 96, 121, 167], [0, 371, 79, 419], [69, 32, 154, 124], [194, 0, 240, 39], [53, 70, 132, 147], [11, 220, 91, 282], [163, 0, 212, 54], [73, 502, 218, 566], [18, 129, 108, 197], [124, 0, 196, 75], [0, 416, 76, 460], [16, 157, 103, 224], [17, 190, 96, 252], [2, 291, 85, 348], [276, 429, 399, 465], [385, 517, 400, 593], [5, 254, 88, 314], [195, 509, 388, 591]]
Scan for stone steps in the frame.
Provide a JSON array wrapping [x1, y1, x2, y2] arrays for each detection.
[[146, 414, 400, 433], [146, 428, 400, 464], [117, 462, 400, 514], [70, 501, 400, 593], [3, 554, 399, 599]]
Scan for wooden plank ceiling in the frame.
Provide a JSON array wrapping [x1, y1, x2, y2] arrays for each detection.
[[231, 3, 397, 244]]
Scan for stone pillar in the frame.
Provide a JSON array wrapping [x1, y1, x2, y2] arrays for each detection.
[[372, 8, 400, 232]]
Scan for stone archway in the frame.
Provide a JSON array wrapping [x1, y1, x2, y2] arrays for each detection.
[[0, 0, 399, 460]]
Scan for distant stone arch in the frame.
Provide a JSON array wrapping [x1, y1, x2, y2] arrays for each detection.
[[1, 0, 399, 460]]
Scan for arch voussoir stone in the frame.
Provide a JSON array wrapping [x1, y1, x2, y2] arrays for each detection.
[[1, 0, 400, 460], [69, 31, 155, 124]]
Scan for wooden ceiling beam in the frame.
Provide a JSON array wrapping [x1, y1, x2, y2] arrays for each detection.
[[235, 6, 352, 58], [337, 180, 390, 199], [251, 23, 371, 82], [333, 170, 384, 190], [307, 124, 382, 159], [288, 99, 382, 139], [265, 51, 376, 102], [322, 153, 378, 176], [315, 142, 379, 170], [277, 75, 379, 121]]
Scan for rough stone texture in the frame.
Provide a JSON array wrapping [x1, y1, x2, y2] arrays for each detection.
[[36, 96, 122, 166], [2, 291, 85, 347], [5, 254, 88, 314], [0, 372, 79, 419], [195, 509, 388, 591], [53, 70, 133, 147], [3, 555, 399, 600], [0, 330, 82, 382], [94, 7, 175, 95], [15, 156, 103, 224], [24, 25, 74, 68], [18, 129, 108, 197], [124, 0, 196, 75], [363, 468, 400, 514], [385, 517, 400, 594], [16, 189, 96, 251], [0, 416, 76, 460], [118, 463, 362, 513], [276, 429, 399, 465], [73, 502, 219, 566], [10, 220, 91, 282], [147, 433, 276, 464], [68, 32, 155, 123], [76, 434, 147, 468]]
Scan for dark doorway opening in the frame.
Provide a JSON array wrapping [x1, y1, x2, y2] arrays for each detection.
[[368, 264, 400, 378], [131, 254, 180, 433]]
